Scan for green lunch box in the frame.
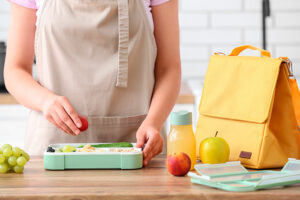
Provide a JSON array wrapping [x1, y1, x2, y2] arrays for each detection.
[[44, 143, 143, 170], [188, 159, 300, 192]]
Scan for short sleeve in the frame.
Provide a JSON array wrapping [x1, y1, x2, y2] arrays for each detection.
[[150, 0, 169, 7], [8, 0, 37, 9]]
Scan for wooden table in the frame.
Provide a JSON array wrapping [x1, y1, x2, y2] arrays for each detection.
[[1, 155, 300, 200]]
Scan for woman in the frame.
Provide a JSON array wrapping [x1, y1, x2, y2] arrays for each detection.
[[4, 0, 181, 166]]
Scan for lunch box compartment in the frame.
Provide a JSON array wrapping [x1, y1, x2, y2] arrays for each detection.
[[44, 143, 143, 170]]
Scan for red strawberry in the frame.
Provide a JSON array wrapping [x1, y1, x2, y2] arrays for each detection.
[[79, 117, 88, 132]]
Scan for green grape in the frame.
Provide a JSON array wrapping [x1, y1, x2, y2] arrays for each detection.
[[0, 154, 5, 164], [13, 165, 24, 173], [5, 159, 12, 167], [0, 163, 9, 173], [16, 156, 27, 167], [6, 164, 13, 170], [20, 150, 30, 161], [3, 148, 12, 157], [1, 144, 12, 151], [63, 145, 76, 152], [8, 156, 17, 166], [12, 147, 21, 157]]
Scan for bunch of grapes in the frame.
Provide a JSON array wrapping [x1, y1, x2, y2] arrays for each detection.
[[0, 144, 30, 173]]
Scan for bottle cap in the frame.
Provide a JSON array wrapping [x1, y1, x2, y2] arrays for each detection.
[[170, 111, 192, 125]]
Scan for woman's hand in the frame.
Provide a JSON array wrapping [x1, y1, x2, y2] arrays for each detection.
[[42, 95, 82, 136], [136, 123, 164, 166]]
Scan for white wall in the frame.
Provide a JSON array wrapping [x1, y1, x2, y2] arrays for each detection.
[[0, 0, 10, 41], [0, 105, 28, 148], [0, 0, 300, 79], [179, 0, 300, 79]]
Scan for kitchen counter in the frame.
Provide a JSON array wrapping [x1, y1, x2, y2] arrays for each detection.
[[0, 93, 18, 104], [0, 82, 195, 105], [1, 155, 300, 200]]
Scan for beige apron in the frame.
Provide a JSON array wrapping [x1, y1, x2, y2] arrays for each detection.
[[25, 0, 159, 155]]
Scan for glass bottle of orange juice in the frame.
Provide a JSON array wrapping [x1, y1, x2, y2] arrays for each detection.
[[167, 111, 196, 170]]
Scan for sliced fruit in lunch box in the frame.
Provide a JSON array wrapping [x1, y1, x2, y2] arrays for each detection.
[[77, 142, 133, 148]]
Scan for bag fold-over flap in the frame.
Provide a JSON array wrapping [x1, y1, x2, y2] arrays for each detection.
[[200, 55, 282, 123]]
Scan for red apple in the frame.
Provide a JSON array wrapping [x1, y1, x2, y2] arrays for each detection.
[[166, 152, 191, 176], [79, 117, 88, 132]]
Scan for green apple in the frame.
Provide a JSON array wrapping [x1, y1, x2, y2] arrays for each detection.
[[200, 131, 230, 164]]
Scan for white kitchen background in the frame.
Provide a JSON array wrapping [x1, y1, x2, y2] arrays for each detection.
[[0, 0, 299, 148]]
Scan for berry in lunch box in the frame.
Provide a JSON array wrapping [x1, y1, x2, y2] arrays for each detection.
[[62, 145, 77, 152], [79, 116, 88, 132], [46, 147, 55, 153]]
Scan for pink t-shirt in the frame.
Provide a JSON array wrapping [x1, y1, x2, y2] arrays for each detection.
[[8, 0, 169, 30]]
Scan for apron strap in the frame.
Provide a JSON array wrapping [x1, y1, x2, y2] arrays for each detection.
[[116, 0, 129, 88]]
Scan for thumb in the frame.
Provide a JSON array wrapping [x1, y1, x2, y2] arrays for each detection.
[[136, 131, 146, 148]]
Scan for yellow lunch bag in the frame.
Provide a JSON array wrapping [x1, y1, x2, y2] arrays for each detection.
[[195, 45, 300, 169], [288, 70, 300, 130]]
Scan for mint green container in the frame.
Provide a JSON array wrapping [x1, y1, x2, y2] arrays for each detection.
[[44, 143, 143, 170], [188, 159, 300, 192]]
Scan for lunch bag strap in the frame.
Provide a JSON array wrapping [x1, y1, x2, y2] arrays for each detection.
[[229, 45, 271, 57]]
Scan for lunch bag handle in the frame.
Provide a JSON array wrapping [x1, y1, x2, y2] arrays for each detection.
[[229, 45, 271, 57]]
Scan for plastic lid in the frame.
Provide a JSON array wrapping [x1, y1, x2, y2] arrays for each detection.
[[170, 111, 192, 125]]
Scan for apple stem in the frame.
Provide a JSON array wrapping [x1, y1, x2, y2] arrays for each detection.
[[215, 131, 218, 137]]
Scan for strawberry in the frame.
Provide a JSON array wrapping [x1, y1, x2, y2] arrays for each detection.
[[79, 116, 88, 132]]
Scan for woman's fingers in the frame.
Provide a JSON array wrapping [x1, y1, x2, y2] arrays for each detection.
[[42, 95, 81, 136], [46, 115, 59, 128], [46, 115, 73, 136], [136, 131, 146, 149], [61, 98, 82, 128], [56, 105, 80, 135], [143, 134, 155, 159], [52, 110, 75, 136], [143, 132, 163, 166], [144, 143, 161, 166]]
